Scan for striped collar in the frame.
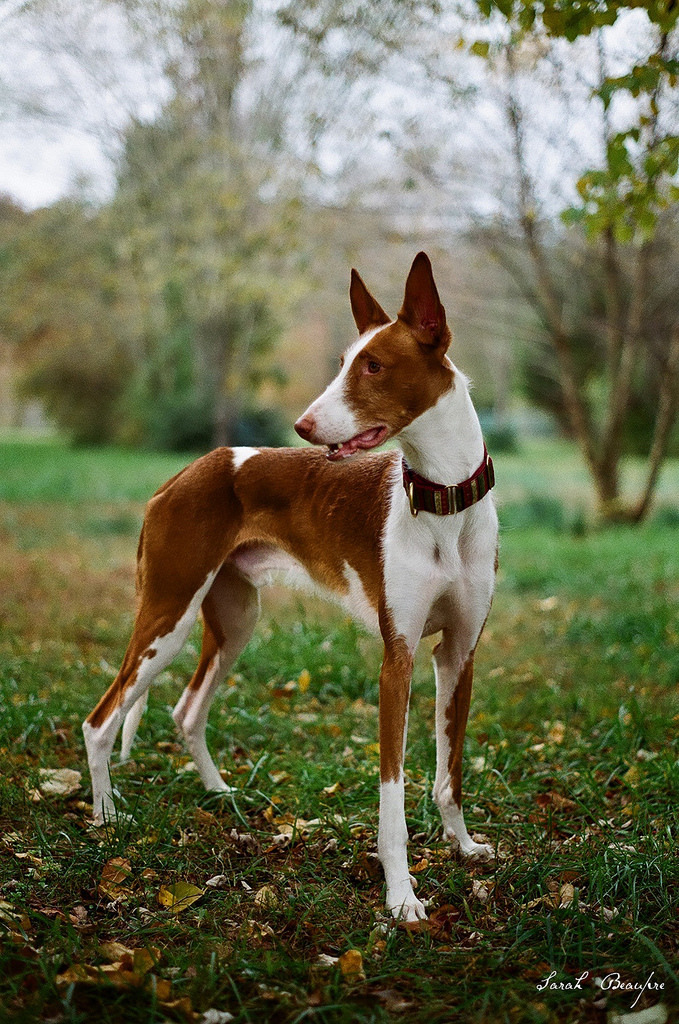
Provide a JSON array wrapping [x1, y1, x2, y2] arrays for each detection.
[[402, 446, 495, 517]]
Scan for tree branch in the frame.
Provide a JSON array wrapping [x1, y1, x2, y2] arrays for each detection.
[[504, 43, 599, 476], [633, 325, 679, 522]]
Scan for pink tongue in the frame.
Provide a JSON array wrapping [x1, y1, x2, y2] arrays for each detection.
[[329, 423, 387, 460], [334, 427, 383, 458]]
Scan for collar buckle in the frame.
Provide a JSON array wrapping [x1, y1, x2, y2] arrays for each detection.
[[408, 481, 419, 517]]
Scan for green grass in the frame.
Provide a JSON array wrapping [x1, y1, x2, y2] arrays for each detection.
[[0, 439, 190, 503], [0, 438, 677, 1023]]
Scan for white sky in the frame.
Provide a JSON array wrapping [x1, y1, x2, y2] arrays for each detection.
[[0, 127, 112, 208], [0, 2, 666, 213], [0, 0, 169, 209]]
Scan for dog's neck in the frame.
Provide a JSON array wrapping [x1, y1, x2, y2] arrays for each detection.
[[397, 365, 485, 485]]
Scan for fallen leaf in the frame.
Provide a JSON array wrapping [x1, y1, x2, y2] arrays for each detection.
[[69, 905, 89, 929], [428, 904, 461, 938], [98, 857, 133, 900], [157, 881, 204, 914], [201, 1010, 235, 1024], [471, 879, 491, 903], [38, 768, 82, 797], [205, 874, 229, 889], [253, 885, 279, 909], [372, 987, 416, 1013], [555, 883, 576, 909], [55, 964, 144, 990], [1, 832, 22, 846], [156, 741, 181, 753], [316, 953, 339, 967], [245, 919, 274, 940], [272, 681, 297, 697], [0, 900, 31, 933], [158, 995, 195, 1021], [99, 940, 133, 963], [297, 669, 311, 693], [338, 949, 365, 981], [546, 721, 565, 744], [622, 765, 641, 787], [13, 851, 43, 868], [194, 807, 218, 826], [535, 791, 577, 813], [98, 941, 160, 975]]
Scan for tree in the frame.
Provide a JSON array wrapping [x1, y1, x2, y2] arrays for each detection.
[[474, 2, 679, 521], [0, 0, 304, 449], [277, 0, 679, 521], [0, 197, 131, 444]]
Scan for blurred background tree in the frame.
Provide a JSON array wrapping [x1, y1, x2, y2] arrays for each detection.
[[0, 0, 299, 449], [277, 0, 679, 521], [0, 0, 677, 519]]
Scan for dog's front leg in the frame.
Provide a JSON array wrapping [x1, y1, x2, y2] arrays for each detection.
[[377, 637, 426, 924], [432, 632, 494, 861]]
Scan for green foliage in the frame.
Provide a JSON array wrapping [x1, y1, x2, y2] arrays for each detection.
[[478, 411, 520, 453], [520, 326, 672, 456], [21, 338, 131, 446], [0, 198, 132, 444], [500, 494, 569, 532], [473, 3, 679, 247], [477, 1, 678, 40], [0, 0, 298, 452], [564, 131, 679, 243], [230, 405, 290, 448]]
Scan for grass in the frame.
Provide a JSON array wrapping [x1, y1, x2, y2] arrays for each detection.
[[0, 438, 677, 1023]]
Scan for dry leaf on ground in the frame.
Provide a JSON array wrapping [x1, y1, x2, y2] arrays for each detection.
[[157, 881, 204, 914], [98, 857, 133, 901], [38, 768, 82, 796], [338, 949, 365, 981]]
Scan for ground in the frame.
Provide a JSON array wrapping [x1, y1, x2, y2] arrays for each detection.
[[0, 438, 677, 1023]]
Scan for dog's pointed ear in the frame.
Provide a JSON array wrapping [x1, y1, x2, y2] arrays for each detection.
[[350, 269, 391, 334], [399, 252, 449, 351]]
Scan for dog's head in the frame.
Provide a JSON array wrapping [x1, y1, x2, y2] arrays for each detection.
[[294, 252, 454, 460]]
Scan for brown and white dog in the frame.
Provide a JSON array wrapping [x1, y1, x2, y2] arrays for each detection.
[[83, 252, 498, 924]]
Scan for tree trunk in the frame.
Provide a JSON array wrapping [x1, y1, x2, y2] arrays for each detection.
[[632, 327, 679, 522]]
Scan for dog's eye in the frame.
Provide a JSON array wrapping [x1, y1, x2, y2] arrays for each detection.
[[367, 360, 381, 374]]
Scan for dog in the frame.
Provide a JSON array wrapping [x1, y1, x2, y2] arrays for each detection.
[[83, 252, 498, 923]]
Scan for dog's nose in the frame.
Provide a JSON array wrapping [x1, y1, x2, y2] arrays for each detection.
[[294, 414, 316, 441]]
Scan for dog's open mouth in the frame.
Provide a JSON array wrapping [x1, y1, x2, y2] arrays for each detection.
[[326, 425, 388, 461]]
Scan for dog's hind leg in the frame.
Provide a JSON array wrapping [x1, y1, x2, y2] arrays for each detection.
[[83, 570, 218, 824], [432, 631, 494, 861], [172, 563, 259, 793], [120, 692, 148, 762]]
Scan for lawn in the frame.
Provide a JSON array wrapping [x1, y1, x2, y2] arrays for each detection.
[[0, 438, 677, 1024]]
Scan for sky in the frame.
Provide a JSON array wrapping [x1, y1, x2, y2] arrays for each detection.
[[0, 0, 169, 209], [0, 2, 660, 214], [0, 127, 113, 209]]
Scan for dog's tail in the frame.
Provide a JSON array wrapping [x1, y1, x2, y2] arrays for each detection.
[[120, 691, 148, 761]]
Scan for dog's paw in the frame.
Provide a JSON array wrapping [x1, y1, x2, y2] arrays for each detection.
[[461, 837, 495, 863], [386, 889, 428, 926], [90, 808, 135, 829], [206, 781, 238, 796]]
